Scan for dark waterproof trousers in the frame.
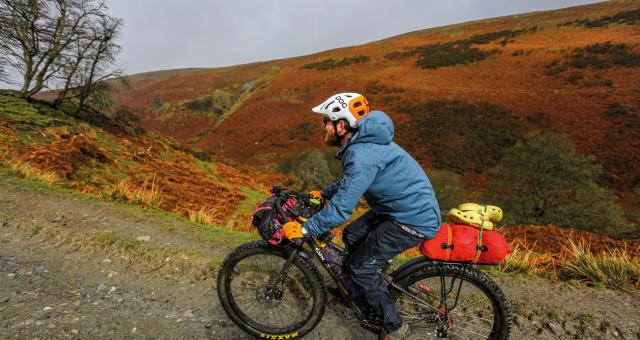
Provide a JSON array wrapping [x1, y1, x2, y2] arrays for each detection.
[[342, 210, 425, 331]]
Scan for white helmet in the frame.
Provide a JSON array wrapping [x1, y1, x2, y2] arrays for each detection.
[[312, 92, 370, 128]]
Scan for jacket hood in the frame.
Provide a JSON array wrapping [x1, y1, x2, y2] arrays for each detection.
[[350, 110, 394, 145], [335, 110, 394, 160]]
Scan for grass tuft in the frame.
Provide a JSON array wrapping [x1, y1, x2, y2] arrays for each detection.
[[498, 245, 555, 276], [102, 173, 162, 208], [94, 231, 141, 250], [558, 240, 640, 289], [498, 239, 640, 289], [0, 157, 59, 184], [188, 207, 218, 225]]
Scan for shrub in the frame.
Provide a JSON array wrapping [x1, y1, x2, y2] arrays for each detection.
[[455, 28, 531, 47], [289, 121, 314, 141], [415, 43, 494, 69], [366, 81, 405, 95], [560, 9, 640, 28], [385, 27, 535, 68], [150, 96, 163, 110], [485, 131, 628, 233], [183, 97, 213, 112], [603, 103, 633, 117], [279, 149, 341, 190], [544, 42, 640, 85], [384, 50, 418, 60], [544, 59, 568, 76], [169, 142, 213, 161], [426, 168, 469, 217], [301, 55, 369, 70], [597, 104, 640, 191], [567, 71, 584, 84], [398, 99, 519, 174]]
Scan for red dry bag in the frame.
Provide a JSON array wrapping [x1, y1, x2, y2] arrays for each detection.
[[419, 224, 512, 264]]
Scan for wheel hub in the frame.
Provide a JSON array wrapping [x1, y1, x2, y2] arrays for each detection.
[[256, 284, 284, 307]]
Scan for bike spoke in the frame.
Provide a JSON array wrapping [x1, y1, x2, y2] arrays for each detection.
[[393, 268, 505, 339], [226, 251, 315, 330], [455, 297, 490, 310], [452, 323, 489, 338], [453, 318, 493, 333]]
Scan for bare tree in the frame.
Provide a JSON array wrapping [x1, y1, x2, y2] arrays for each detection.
[[53, 12, 123, 110], [73, 14, 124, 111], [0, 0, 121, 104]]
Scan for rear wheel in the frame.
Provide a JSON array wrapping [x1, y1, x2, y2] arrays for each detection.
[[393, 264, 511, 339], [217, 240, 326, 338]]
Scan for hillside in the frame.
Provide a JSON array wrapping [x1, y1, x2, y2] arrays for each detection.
[[1, 86, 639, 338], [114, 1, 640, 197], [0, 90, 288, 230]]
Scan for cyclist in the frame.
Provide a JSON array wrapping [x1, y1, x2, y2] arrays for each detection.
[[283, 92, 441, 338]]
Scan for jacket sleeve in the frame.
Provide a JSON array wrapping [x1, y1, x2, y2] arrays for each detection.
[[303, 156, 379, 236], [320, 180, 341, 200]]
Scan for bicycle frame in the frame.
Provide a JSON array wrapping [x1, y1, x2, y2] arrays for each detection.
[[276, 237, 477, 334]]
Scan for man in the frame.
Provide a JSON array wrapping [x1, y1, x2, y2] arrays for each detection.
[[283, 92, 441, 338]]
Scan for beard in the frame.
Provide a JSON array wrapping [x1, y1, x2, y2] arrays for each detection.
[[324, 130, 342, 147]]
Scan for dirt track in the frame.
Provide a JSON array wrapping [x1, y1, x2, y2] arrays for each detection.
[[1, 173, 639, 339]]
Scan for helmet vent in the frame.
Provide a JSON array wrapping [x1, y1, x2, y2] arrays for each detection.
[[332, 107, 341, 112], [345, 94, 353, 97], [357, 110, 365, 116], [324, 101, 335, 110], [353, 102, 362, 108]]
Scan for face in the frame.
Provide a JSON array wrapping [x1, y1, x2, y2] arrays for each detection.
[[323, 118, 347, 147]]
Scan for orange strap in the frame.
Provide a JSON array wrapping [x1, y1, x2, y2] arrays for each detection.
[[445, 224, 452, 261], [472, 218, 486, 264]]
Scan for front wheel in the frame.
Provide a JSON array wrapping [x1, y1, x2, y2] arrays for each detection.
[[393, 264, 512, 339], [216, 240, 327, 339]]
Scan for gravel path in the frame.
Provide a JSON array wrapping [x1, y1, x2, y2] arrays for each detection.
[[1, 173, 639, 339]]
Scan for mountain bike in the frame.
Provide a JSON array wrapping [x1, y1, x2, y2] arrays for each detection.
[[216, 189, 512, 339]]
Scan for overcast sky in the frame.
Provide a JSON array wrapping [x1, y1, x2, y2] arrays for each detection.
[[107, 0, 600, 75], [1, 0, 600, 87]]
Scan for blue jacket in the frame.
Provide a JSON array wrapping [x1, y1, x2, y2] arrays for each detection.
[[303, 110, 441, 238]]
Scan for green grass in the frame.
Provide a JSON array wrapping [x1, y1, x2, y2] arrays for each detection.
[[576, 312, 598, 326], [94, 231, 142, 250], [94, 130, 122, 151], [112, 171, 129, 180], [0, 167, 79, 197], [195, 159, 214, 174], [119, 160, 137, 169], [75, 165, 112, 188], [0, 92, 66, 128], [238, 187, 268, 214]]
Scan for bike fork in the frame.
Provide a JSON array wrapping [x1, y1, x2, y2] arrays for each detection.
[[267, 248, 299, 294]]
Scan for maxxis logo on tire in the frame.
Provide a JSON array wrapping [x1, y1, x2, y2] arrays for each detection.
[[259, 331, 299, 339]]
